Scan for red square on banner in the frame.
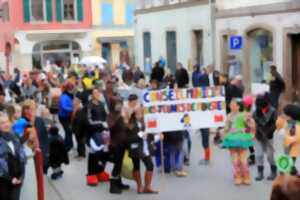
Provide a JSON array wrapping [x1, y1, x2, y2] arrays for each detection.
[[147, 119, 157, 129], [214, 115, 224, 122]]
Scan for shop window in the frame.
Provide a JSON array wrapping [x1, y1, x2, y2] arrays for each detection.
[[101, 2, 113, 25], [248, 29, 273, 83], [166, 31, 177, 74]]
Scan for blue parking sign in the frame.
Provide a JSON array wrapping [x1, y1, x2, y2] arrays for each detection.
[[230, 36, 243, 50]]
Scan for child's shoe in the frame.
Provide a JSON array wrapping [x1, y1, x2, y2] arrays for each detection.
[[242, 175, 251, 185], [51, 172, 62, 180], [234, 175, 242, 185], [87, 175, 99, 186], [97, 171, 110, 182]]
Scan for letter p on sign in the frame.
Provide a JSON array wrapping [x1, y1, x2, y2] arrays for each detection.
[[230, 36, 243, 50]]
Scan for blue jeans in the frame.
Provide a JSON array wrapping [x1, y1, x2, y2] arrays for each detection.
[[169, 142, 184, 171]]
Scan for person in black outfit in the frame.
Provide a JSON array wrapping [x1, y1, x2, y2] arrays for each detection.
[[0, 114, 26, 200], [48, 126, 69, 180], [150, 62, 165, 84], [253, 94, 278, 181], [107, 99, 130, 194], [86, 88, 110, 186], [72, 98, 87, 158], [269, 65, 285, 109], [175, 62, 189, 88]]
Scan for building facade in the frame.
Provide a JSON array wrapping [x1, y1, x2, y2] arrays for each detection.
[[215, 0, 300, 101], [91, 0, 135, 70], [135, 0, 214, 74], [0, 0, 92, 72]]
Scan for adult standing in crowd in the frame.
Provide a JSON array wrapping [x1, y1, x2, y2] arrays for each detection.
[[150, 62, 165, 85], [175, 62, 189, 88], [107, 99, 130, 194], [58, 81, 75, 152], [0, 114, 27, 200], [269, 65, 285, 109], [253, 94, 278, 181]]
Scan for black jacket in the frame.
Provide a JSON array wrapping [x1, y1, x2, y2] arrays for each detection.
[[151, 66, 165, 83], [253, 107, 277, 142], [87, 100, 107, 135], [270, 74, 285, 94], [108, 113, 127, 147], [0, 133, 26, 181], [48, 133, 69, 168], [72, 107, 87, 138], [175, 68, 189, 88]]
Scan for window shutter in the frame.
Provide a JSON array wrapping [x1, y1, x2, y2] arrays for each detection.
[[77, 0, 83, 21], [46, 0, 52, 22], [23, 0, 30, 23], [56, 0, 62, 22]]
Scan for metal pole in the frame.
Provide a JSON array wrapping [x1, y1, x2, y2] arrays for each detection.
[[210, 0, 216, 66]]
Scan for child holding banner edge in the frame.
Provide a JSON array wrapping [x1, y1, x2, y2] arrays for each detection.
[[222, 98, 255, 185]]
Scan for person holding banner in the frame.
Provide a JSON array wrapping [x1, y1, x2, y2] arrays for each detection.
[[222, 98, 255, 185], [127, 108, 159, 194]]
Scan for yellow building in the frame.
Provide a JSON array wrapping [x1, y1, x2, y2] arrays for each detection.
[[91, 0, 135, 70]]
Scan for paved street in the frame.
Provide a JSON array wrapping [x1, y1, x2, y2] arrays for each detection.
[[19, 132, 289, 200]]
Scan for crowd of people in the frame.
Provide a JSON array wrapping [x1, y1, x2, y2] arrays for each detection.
[[0, 59, 298, 200]]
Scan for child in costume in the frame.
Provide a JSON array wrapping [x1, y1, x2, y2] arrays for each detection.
[[276, 104, 300, 176], [48, 126, 69, 180], [222, 98, 255, 185], [86, 130, 111, 186]]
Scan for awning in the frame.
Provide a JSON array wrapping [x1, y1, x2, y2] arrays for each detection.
[[96, 36, 133, 43]]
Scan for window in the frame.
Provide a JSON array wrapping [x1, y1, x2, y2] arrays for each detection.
[[126, 3, 134, 24], [166, 31, 177, 73], [30, 0, 45, 21], [143, 32, 152, 74], [0, 3, 9, 22], [101, 2, 113, 25], [63, 0, 76, 21]]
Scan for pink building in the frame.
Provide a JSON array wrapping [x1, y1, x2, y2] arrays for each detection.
[[0, 0, 92, 72]]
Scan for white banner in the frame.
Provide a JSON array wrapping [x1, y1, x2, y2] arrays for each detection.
[[143, 87, 226, 133]]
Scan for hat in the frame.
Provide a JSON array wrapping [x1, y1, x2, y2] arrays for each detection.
[[283, 104, 300, 121], [243, 95, 253, 107], [128, 94, 138, 101]]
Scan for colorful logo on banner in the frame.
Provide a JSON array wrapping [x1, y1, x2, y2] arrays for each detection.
[[143, 87, 226, 133]]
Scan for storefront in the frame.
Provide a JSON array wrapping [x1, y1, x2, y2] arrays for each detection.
[[215, 1, 300, 96], [32, 40, 81, 69], [12, 30, 92, 71]]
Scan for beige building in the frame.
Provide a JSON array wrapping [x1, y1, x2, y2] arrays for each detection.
[[91, 0, 135, 70], [215, 0, 300, 102]]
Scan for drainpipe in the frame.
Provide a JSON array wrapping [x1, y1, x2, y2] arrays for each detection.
[[210, 0, 216, 67]]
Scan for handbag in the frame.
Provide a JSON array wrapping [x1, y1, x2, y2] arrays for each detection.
[[121, 150, 134, 180]]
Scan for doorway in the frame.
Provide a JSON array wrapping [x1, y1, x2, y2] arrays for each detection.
[[291, 34, 300, 102], [192, 30, 203, 66]]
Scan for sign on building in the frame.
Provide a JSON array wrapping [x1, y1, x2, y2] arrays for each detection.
[[230, 35, 243, 50], [143, 87, 226, 133]]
